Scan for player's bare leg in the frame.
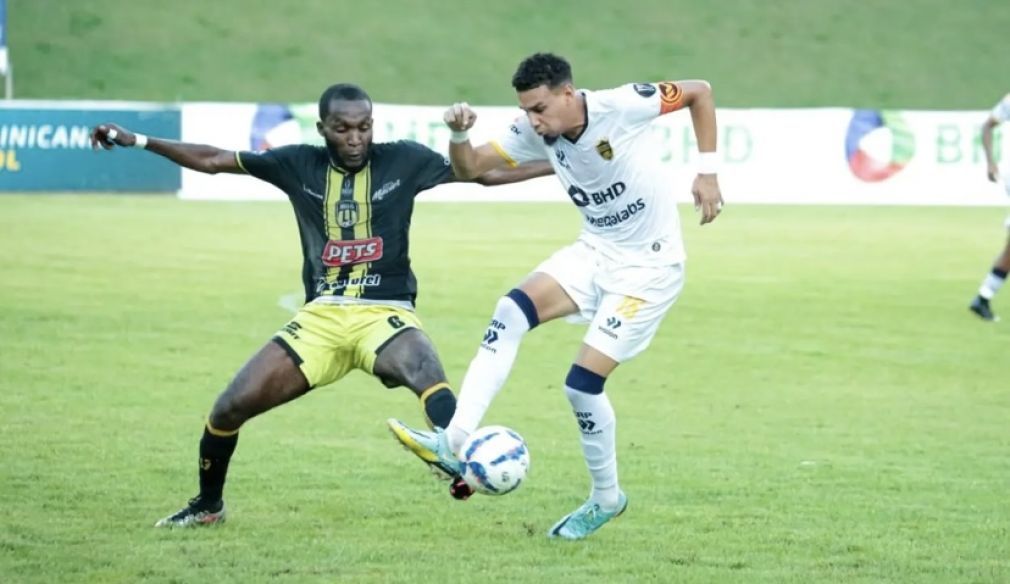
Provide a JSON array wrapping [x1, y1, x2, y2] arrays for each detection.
[[375, 328, 472, 497], [373, 328, 456, 429], [155, 340, 309, 527], [970, 232, 1010, 322]]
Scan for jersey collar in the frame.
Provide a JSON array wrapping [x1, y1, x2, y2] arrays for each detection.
[[562, 91, 590, 144]]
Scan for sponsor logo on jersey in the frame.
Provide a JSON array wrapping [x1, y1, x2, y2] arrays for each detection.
[[336, 200, 359, 228], [567, 181, 627, 207], [301, 184, 323, 200], [321, 236, 384, 267], [633, 83, 656, 98], [315, 273, 383, 295], [658, 82, 684, 114], [372, 179, 401, 201], [586, 198, 646, 228], [595, 139, 613, 161]]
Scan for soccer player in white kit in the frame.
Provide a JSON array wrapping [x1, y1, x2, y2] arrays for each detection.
[[968, 93, 1010, 322], [389, 53, 724, 539]]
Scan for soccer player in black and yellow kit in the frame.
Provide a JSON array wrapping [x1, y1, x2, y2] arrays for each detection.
[[90, 84, 552, 527]]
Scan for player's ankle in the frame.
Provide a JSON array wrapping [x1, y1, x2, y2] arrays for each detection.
[[445, 426, 470, 455]]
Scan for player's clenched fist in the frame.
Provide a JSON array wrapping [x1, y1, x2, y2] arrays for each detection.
[[443, 102, 477, 132], [90, 124, 137, 150]]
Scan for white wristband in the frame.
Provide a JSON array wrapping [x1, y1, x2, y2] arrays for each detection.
[[697, 151, 719, 175], [133, 133, 149, 149], [449, 130, 469, 144]]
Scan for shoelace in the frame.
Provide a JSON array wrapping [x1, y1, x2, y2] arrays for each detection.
[[570, 503, 602, 527]]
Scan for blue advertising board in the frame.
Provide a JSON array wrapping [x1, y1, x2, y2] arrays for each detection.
[[0, 103, 182, 192]]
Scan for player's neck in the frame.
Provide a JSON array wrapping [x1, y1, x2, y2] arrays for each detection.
[[562, 92, 587, 141]]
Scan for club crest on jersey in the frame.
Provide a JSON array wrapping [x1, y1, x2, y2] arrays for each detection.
[[336, 200, 359, 228], [595, 139, 614, 161]]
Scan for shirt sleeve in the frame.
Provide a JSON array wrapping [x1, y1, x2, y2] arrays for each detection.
[[991, 94, 1010, 123], [235, 145, 306, 191], [488, 115, 548, 166], [610, 82, 687, 128], [406, 141, 454, 193]]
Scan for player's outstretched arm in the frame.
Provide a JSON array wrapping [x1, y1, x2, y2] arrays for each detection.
[[473, 161, 554, 186], [90, 123, 243, 175], [443, 102, 512, 180], [675, 80, 723, 225], [982, 115, 1001, 183]]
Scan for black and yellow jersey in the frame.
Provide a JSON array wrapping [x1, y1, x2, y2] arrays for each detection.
[[236, 141, 452, 307]]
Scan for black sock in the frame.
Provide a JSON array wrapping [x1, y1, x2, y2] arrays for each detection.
[[199, 424, 239, 504], [421, 385, 456, 429], [993, 268, 1008, 279]]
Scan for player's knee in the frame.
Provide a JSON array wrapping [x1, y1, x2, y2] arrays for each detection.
[[208, 392, 249, 430], [400, 349, 446, 393], [565, 364, 606, 395], [497, 289, 539, 331]]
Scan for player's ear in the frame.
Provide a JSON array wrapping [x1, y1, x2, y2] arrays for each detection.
[[316, 120, 325, 138]]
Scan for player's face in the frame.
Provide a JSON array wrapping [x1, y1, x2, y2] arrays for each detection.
[[317, 99, 373, 170], [516, 83, 578, 137]]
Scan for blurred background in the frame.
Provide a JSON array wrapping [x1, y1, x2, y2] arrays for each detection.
[[11, 0, 1009, 107]]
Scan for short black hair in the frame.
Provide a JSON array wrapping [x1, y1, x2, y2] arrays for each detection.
[[511, 53, 573, 92], [318, 83, 371, 119]]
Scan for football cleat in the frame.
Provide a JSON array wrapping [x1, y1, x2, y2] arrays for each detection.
[[154, 496, 226, 528], [386, 418, 462, 480], [548, 492, 628, 540], [969, 296, 999, 322], [449, 476, 475, 500]]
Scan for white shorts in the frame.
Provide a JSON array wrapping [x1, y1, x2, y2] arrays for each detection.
[[533, 239, 685, 363], [1003, 179, 1010, 230]]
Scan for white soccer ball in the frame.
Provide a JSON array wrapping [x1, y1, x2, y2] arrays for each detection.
[[459, 425, 530, 496]]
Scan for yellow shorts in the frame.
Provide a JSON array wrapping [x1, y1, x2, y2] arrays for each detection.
[[272, 303, 422, 389]]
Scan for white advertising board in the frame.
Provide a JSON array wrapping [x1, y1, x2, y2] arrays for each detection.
[[180, 102, 1009, 206]]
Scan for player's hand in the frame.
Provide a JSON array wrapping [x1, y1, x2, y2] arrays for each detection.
[[90, 123, 136, 150], [443, 102, 477, 132], [692, 173, 723, 225], [987, 162, 1000, 183]]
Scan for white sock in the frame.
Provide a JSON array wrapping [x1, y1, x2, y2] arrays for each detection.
[[446, 295, 533, 453], [565, 385, 620, 511], [979, 270, 1007, 300]]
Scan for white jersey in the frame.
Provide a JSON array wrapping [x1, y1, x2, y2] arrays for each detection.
[[991, 93, 1010, 124], [992, 94, 1010, 204], [491, 82, 687, 267]]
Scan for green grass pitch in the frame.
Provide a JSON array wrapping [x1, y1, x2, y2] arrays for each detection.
[[1, 196, 1008, 583]]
